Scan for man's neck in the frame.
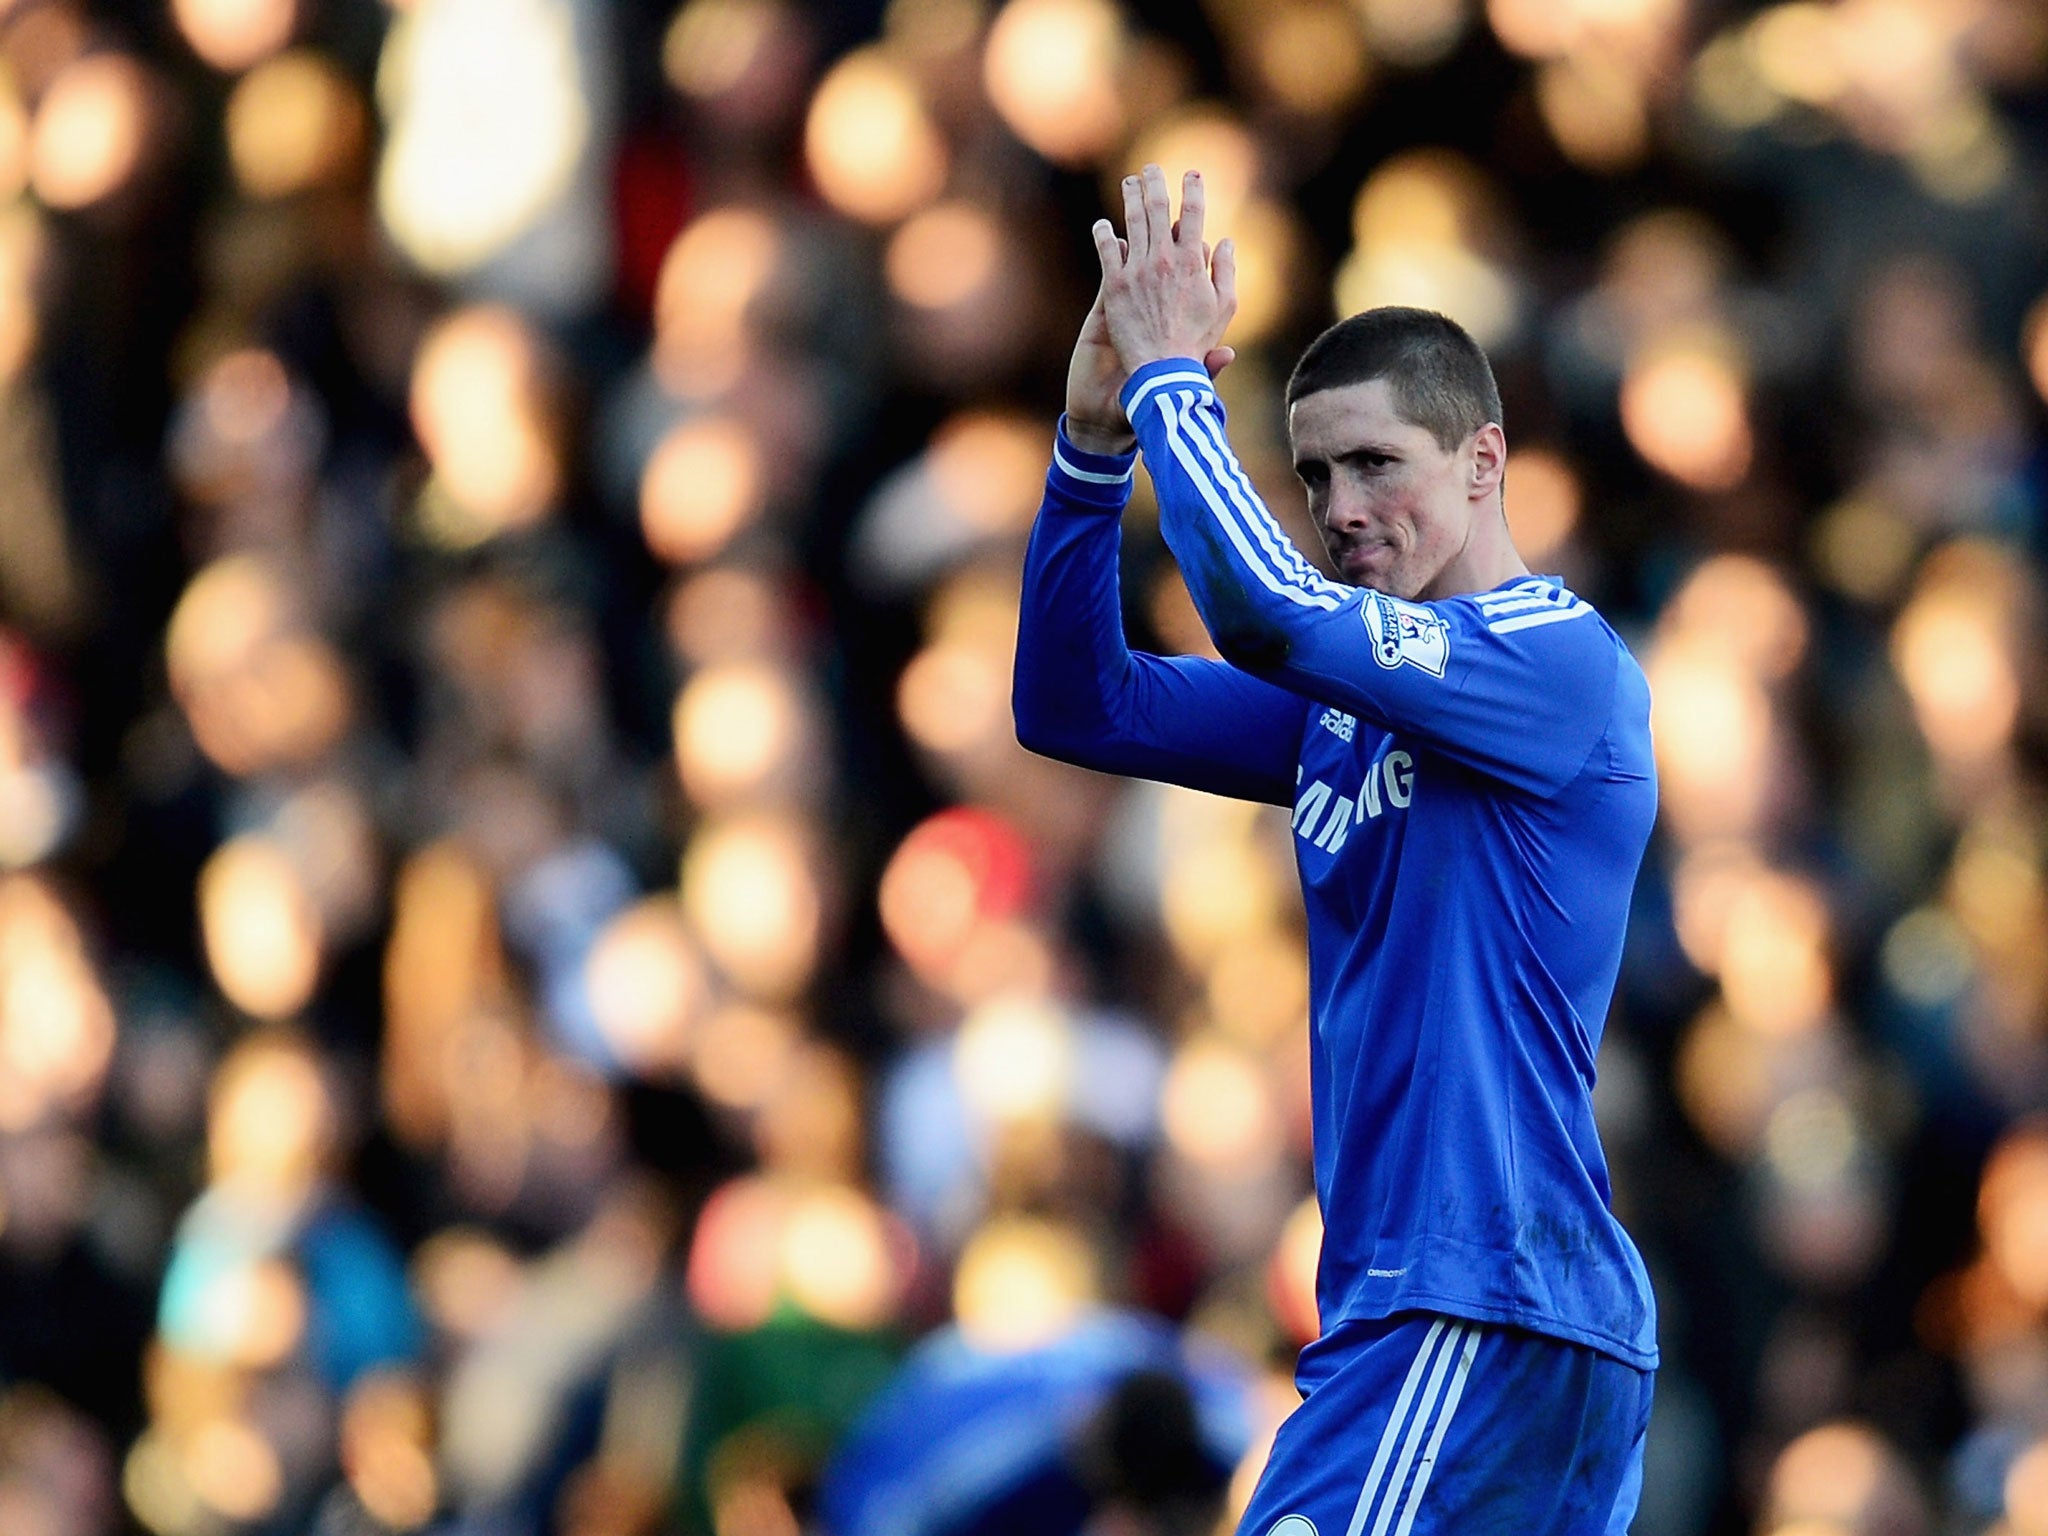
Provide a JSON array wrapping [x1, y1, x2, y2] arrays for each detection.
[[1418, 509, 1528, 601]]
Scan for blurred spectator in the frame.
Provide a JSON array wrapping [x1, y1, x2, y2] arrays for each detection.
[[818, 1310, 1250, 1536]]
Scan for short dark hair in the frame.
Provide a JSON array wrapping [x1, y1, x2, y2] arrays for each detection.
[[1285, 307, 1503, 450]]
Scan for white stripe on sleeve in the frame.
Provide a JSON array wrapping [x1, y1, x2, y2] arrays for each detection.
[[1051, 442, 1134, 484], [1123, 368, 1216, 418], [1175, 392, 1350, 605], [1476, 593, 1563, 617], [1477, 580, 1555, 611], [1157, 393, 1342, 612], [1488, 603, 1593, 635]]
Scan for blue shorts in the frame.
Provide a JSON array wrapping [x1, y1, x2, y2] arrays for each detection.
[[1236, 1313, 1652, 1536]]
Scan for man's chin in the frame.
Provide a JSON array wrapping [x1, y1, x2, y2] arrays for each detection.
[[1338, 551, 1401, 589]]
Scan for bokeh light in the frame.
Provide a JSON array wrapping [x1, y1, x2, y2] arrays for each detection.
[[1891, 541, 2028, 771], [1646, 637, 1775, 843], [665, 566, 795, 667], [1660, 554, 1810, 683], [1123, 109, 1258, 236], [953, 994, 1073, 1125], [340, 1372, 439, 1532], [0, 875, 115, 1132], [412, 1228, 524, 1343], [1269, 1195, 1322, 1345], [1618, 332, 1754, 491], [1336, 151, 1519, 348], [952, 1216, 1098, 1352], [671, 661, 808, 807], [206, 1032, 334, 1193], [885, 201, 1001, 311], [753, 1037, 864, 1180], [225, 51, 366, 198], [652, 206, 781, 395], [803, 47, 946, 225], [30, 53, 152, 211], [680, 813, 824, 1001], [1251, 0, 1369, 116], [409, 306, 564, 541], [1159, 795, 1290, 965], [1979, 1124, 2048, 1310], [172, 0, 296, 74], [165, 557, 353, 776], [663, 0, 785, 100], [183, 1416, 283, 1523], [0, 205, 40, 389], [2025, 293, 2048, 409], [2008, 1436, 2048, 1536], [685, 1169, 910, 1332], [1355, 0, 1469, 67], [690, 1002, 800, 1112], [983, 0, 1127, 166], [640, 415, 765, 565], [0, 76, 31, 207], [376, 0, 591, 275], [687, 1175, 790, 1330], [896, 636, 1011, 760], [778, 1183, 906, 1331], [1717, 869, 1833, 1036], [1762, 1420, 1920, 1534], [1536, 48, 1650, 171], [876, 806, 1033, 986], [199, 836, 323, 1019], [1222, 199, 1306, 346], [1162, 1033, 1281, 1171], [1503, 447, 1582, 565], [583, 898, 707, 1079], [1205, 931, 1310, 1047]]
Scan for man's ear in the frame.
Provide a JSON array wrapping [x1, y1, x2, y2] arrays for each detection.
[[1470, 423, 1506, 498]]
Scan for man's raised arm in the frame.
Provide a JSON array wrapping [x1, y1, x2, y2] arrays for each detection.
[[1010, 283, 1306, 808], [1090, 166, 1622, 798]]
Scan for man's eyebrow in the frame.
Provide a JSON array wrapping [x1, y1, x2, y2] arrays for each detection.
[[1302, 445, 1399, 465]]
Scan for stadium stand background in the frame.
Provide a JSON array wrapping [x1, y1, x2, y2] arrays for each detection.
[[0, 0, 2043, 1532]]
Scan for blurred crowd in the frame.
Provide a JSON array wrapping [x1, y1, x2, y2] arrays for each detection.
[[0, 0, 2044, 1533]]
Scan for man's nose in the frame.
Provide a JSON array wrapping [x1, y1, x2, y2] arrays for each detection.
[[1322, 483, 1368, 531]]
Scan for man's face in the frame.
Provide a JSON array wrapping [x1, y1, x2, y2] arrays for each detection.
[[1288, 377, 1484, 602]]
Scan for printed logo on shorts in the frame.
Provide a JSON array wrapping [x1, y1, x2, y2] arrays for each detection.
[[1362, 592, 1449, 678], [1265, 1518, 1319, 1536]]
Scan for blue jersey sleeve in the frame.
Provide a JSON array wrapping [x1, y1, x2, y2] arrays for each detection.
[[1121, 360, 1619, 798], [1012, 418, 1308, 807]]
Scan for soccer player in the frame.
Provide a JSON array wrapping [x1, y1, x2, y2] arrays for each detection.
[[1012, 164, 1658, 1535]]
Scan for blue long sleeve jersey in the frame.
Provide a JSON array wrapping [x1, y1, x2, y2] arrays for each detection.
[[1013, 359, 1658, 1371]]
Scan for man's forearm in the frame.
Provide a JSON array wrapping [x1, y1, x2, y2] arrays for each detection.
[[1013, 421, 1142, 763], [1012, 419, 1309, 804], [1119, 359, 1351, 671]]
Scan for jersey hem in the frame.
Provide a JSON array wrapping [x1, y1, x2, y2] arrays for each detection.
[[1338, 1292, 1659, 1372]]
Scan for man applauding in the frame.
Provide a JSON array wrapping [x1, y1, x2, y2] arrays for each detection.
[[1014, 164, 1659, 1536]]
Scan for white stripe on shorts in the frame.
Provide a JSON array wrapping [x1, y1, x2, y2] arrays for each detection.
[[1342, 1320, 1453, 1536], [1390, 1327, 1481, 1536], [1340, 1319, 1480, 1536]]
